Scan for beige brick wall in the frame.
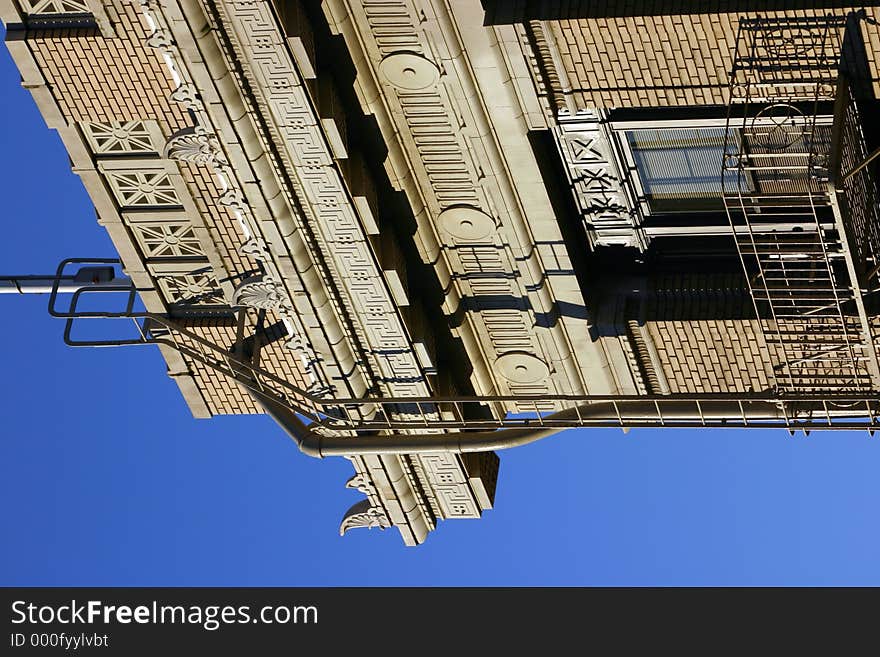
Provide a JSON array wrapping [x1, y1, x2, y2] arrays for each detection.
[[647, 319, 775, 393], [643, 276, 874, 393], [179, 162, 255, 277], [27, 4, 189, 133], [174, 310, 314, 416], [171, 316, 262, 415], [540, 6, 880, 109], [21, 4, 314, 416]]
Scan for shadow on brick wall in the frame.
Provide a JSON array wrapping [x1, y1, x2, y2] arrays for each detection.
[[481, 1, 872, 24]]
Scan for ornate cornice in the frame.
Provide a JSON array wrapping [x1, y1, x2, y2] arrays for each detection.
[[322, 0, 600, 401], [136, 0, 328, 394], [137, 0, 487, 539], [339, 499, 391, 536], [164, 126, 227, 165]]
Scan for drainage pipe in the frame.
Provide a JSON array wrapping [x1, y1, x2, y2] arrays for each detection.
[[249, 386, 795, 458]]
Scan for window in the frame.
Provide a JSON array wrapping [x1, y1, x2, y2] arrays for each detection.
[[624, 127, 748, 213]]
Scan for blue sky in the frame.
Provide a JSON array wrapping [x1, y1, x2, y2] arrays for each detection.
[[2, 31, 880, 586]]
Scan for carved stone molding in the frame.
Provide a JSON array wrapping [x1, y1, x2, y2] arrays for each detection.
[[378, 52, 440, 91], [81, 121, 157, 155], [238, 237, 270, 262], [216, 0, 429, 400], [169, 83, 202, 112], [145, 28, 174, 53], [164, 127, 225, 165], [218, 188, 247, 213], [130, 222, 204, 258], [437, 205, 496, 242], [339, 499, 391, 536], [283, 333, 307, 353], [554, 114, 646, 250], [156, 272, 223, 306], [138, 0, 166, 11], [345, 473, 376, 496], [140, 0, 479, 538], [495, 351, 550, 384], [103, 170, 180, 208], [232, 276, 288, 311], [325, 0, 565, 403]]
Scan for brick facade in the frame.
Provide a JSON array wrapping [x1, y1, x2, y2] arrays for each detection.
[[535, 6, 880, 109], [21, 2, 313, 416], [28, 3, 189, 133]]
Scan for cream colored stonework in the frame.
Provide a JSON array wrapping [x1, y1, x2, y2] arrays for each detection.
[[5, 0, 880, 543]]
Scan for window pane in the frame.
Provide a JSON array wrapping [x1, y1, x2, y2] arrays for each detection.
[[626, 128, 747, 212]]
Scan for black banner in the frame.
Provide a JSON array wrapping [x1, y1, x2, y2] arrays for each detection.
[[0, 587, 872, 653]]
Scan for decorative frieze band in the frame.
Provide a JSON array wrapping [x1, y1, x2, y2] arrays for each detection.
[[329, 0, 563, 404], [214, 0, 486, 523], [81, 121, 158, 155], [79, 119, 221, 309], [136, 0, 326, 392], [135, 0, 484, 535], [18, 0, 89, 14]]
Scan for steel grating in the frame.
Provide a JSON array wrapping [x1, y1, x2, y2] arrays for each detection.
[[723, 15, 880, 393]]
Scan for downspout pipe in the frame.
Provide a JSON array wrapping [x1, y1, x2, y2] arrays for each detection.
[[248, 386, 791, 458]]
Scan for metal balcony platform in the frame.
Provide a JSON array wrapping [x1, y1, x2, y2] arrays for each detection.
[[724, 15, 880, 394], [22, 258, 879, 439], [8, 15, 880, 442]]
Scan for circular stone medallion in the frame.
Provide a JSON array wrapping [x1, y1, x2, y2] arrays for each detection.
[[495, 352, 550, 384], [379, 52, 440, 91], [437, 206, 496, 241]]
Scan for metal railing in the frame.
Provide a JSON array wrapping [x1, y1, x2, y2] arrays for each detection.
[[77, 312, 880, 435], [723, 15, 880, 393], [30, 14, 880, 441], [39, 259, 880, 436]]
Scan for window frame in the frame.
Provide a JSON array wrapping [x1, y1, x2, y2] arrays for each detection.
[[608, 114, 835, 217]]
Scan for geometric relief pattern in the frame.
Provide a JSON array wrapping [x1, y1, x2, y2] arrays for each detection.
[[18, 0, 89, 13], [419, 454, 479, 518], [361, 0, 421, 57], [554, 113, 643, 249], [224, 0, 426, 395], [81, 122, 156, 155], [104, 170, 180, 208], [397, 91, 480, 209], [436, 488, 480, 518], [357, 6, 550, 395], [130, 223, 203, 258], [220, 0, 480, 528], [155, 272, 223, 306]]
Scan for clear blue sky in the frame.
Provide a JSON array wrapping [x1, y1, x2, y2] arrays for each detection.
[[2, 31, 879, 587]]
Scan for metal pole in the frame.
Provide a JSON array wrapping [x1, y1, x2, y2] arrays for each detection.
[[0, 275, 131, 294]]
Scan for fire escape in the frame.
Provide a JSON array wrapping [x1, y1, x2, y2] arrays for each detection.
[[6, 14, 880, 444], [723, 15, 880, 394]]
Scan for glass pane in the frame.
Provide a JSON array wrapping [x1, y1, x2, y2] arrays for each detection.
[[626, 128, 747, 212]]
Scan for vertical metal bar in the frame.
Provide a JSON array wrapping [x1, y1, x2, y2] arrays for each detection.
[[574, 403, 584, 427], [613, 400, 623, 427], [653, 399, 664, 427], [695, 399, 706, 426]]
